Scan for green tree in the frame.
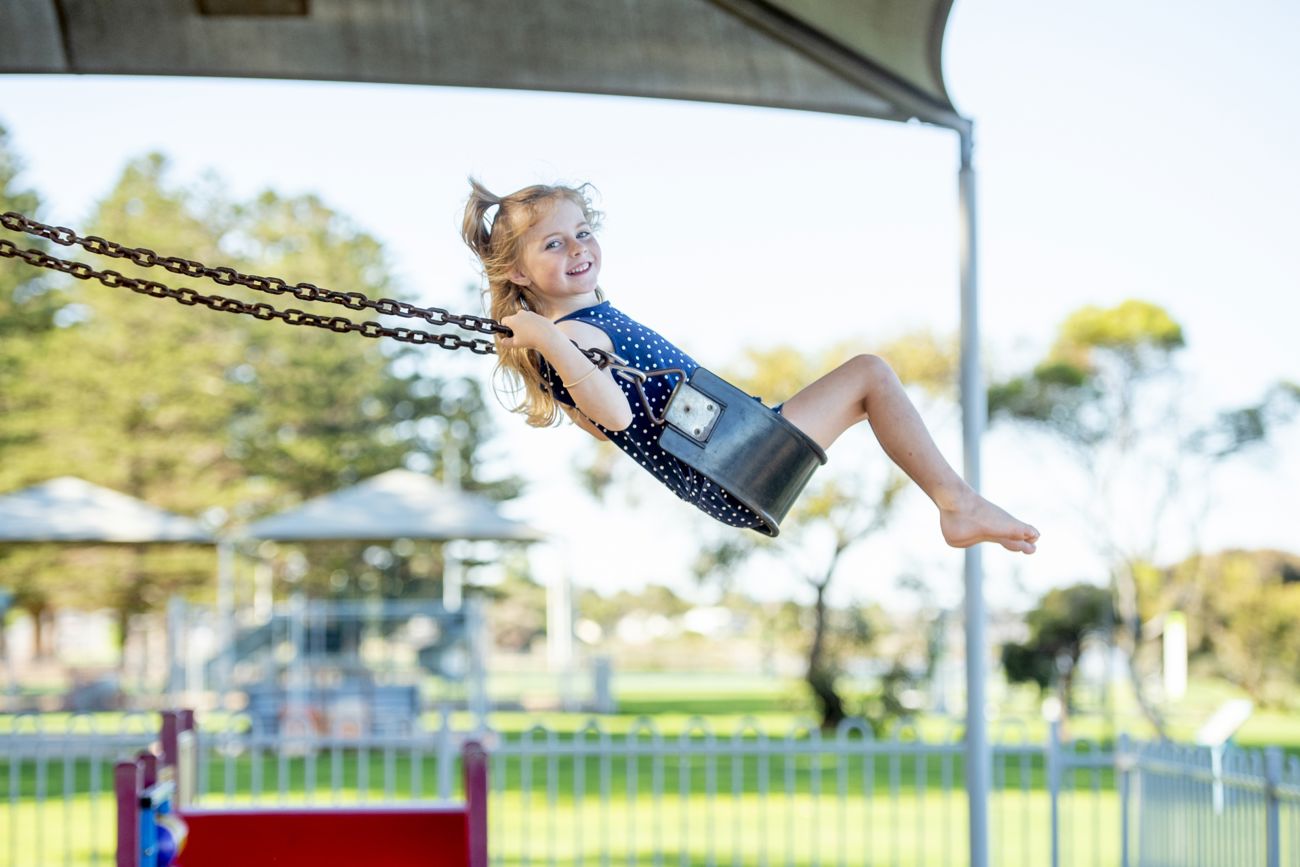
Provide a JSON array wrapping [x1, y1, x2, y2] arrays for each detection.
[[0, 124, 58, 367], [219, 190, 512, 503], [989, 300, 1297, 734], [1000, 582, 1113, 717], [1156, 549, 1300, 706], [0, 151, 516, 662], [0, 124, 70, 651]]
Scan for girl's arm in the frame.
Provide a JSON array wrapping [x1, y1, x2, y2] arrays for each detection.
[[500, 311, 634, 432], [561, 405, 610, 441]]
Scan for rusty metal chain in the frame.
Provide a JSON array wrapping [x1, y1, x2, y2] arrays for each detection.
[[0, 239, 502, 352], [0, 211, 506, 336], [0, 211, 619, 367]]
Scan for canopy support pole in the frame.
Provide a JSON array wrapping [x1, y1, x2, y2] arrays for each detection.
[[958, 127, 990, 867]]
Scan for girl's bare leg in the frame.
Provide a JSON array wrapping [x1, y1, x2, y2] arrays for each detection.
[[779, 354, 1039, 554]]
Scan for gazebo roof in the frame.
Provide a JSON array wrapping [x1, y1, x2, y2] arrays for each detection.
[[0, 0, 968, 132], [0, 476, 215, 544], [243, 468, 542, 543]]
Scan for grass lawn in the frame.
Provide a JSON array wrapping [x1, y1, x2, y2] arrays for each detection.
[[2, 673, 1293, 867]]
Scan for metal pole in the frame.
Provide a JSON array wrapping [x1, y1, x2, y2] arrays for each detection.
[[465, 597, 490, 730], [958, 126, 991, 867], [1048, 719, 1061, 867], [216, 540, 235, 695], [1118, 733, 1131, 867], [166, 597, 184, 701], [1265, 747, 1282, 867], [443, 541, 464, 613]]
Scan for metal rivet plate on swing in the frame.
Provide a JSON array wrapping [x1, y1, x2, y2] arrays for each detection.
[[664, 381, 722, 443]]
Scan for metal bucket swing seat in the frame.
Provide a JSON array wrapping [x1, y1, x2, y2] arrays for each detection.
[[0, 212, 824, 535]]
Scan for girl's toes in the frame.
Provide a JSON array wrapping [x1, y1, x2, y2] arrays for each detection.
[[1003, 537, 1036, 554]]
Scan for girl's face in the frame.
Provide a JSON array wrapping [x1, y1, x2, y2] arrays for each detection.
[[510, 198, 601, 317]]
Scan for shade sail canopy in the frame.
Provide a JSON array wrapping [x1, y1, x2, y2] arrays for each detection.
[[0, 476, 215, 544], [0, 0, 967, 132], [243, 468, 542, 542]]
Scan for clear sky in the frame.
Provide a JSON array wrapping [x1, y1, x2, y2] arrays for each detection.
[[0, 0, 1296, 611]]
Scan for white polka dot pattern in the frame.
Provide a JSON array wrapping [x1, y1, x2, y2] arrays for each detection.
[[539, 301, 769, 530]]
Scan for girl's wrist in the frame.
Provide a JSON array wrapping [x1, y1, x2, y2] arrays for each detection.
[[536, 327, 574, 357]]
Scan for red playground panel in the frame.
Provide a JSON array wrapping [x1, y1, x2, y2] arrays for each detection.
[[117, 711, 488, 867], [179, 805, 475, 867]]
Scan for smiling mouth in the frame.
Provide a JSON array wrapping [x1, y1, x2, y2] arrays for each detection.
[[566, 262, 592, 276]]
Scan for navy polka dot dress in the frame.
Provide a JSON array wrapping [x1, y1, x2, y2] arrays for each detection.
[[539, 301, 771, 531]]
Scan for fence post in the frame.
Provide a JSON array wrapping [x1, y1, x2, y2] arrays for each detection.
[[115, 761, 141, 867], [1265, 747, 1282, 867], [1048, 718, 1061, 867], [463, 740, 489, 867], [1117, 733, 1130, 867]]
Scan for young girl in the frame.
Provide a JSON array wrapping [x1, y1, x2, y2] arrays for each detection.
[[462, 179, 1039, 553]]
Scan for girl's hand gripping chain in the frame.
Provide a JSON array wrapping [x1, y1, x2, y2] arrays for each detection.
[[497, 309, 557, 353], [500, 310, 633, 433]]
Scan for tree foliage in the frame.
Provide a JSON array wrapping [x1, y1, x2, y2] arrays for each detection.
[[0, 124, 67, 636], [0, 146, 516, 653], [1001, 582, 1113, 711], [988, 299, 1296, 733], [1155, 549, 1300, 706], [988, 300, 1184, 446]]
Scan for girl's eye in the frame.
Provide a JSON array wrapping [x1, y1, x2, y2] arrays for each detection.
[[545, 240, 561, 249], [577, 230, 590, 239]]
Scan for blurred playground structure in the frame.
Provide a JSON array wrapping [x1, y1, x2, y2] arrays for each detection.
[[0, 472, 539, 725], [178, 595, 489, 736]]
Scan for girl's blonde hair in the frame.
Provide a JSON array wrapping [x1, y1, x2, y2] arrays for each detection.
[[461, 178, 604, 427]]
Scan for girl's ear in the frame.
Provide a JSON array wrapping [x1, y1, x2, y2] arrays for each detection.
[[509, 267, 531, 287]]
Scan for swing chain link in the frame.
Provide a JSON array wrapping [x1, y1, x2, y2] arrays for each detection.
[[0, 212, 620, 368], [0, 237, 504, 351]]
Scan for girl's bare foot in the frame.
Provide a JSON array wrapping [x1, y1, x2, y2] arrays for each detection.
[[939, 491, 1039, 554]]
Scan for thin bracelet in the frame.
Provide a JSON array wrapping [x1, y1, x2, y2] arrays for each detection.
[[562, 365, 600, 389], [562, 365, 601, 389]]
